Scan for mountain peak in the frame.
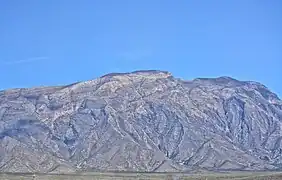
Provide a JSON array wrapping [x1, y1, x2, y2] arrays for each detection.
[[0, 70, 281, 173], [100, 70, 172, 79]]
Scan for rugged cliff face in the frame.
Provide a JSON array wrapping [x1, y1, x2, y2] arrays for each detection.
[[0, 70, 281, 173]]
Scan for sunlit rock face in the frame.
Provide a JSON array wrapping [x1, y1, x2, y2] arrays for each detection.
[[0, 70, 281, 173]]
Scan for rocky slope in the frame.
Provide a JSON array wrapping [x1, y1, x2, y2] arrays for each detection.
[[0, 70, 282, 173]]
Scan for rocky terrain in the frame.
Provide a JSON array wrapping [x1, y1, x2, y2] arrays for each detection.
[[0, 70, 281, 173]]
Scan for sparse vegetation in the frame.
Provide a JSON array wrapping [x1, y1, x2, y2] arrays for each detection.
[[1, 172, 282, 180]]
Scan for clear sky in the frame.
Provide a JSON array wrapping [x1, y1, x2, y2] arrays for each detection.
[[0, 0, 281, 97]]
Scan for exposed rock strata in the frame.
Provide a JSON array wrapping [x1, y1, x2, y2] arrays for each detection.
[[0, 70, 281, 173]]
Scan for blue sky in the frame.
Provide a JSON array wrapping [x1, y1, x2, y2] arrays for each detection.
[[0, 0, 281, 97]]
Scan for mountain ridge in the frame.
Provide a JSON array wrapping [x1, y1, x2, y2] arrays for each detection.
[[0, 70, 281, 173], [1, 70, 278, 99]]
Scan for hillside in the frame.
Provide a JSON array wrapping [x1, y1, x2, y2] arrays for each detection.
[[0, 70, 281, 173]]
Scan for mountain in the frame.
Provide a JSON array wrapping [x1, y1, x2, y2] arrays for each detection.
[[0, 70, 282, 173]]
